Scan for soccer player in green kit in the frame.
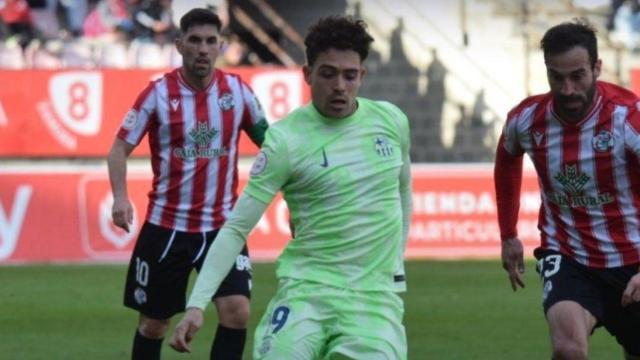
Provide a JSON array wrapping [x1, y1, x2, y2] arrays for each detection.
[[170, 15, 413, 359]]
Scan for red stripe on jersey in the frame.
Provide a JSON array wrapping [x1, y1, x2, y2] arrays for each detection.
[[595, 104, 637, 265], [159, 73, 185, 229], [529, 101, 574, 255], [212, 70, 234, 229], [186, 90, 211, 231], [562, 121, 605, 267], [147, 112, 161, 206]]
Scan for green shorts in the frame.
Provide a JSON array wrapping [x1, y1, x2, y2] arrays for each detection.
[[253, 278, 407, 360]]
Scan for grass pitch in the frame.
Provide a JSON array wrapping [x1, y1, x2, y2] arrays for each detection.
[[0, 260, 621, 359]]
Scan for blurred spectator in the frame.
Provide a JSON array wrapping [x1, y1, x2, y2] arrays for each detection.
[[609, 0, 640, 51], [56, 0, 88, 37], [83, 0, 133, 41], [25, 37, 63, 68], [28, 0, 60, 39], [218, 32, 255, 66], [132, 0, 174, 44], [0, 0, 37, 48]]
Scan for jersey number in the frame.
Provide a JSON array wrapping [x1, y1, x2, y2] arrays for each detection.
[[135, 257, 149, 286], [537, 254, 561, 279], [271, 306, 290, 334]]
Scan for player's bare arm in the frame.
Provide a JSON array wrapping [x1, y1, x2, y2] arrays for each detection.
[[501, 237, 525, 291], [107, 138, 135, 232]]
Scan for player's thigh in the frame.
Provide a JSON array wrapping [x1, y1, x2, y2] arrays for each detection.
[[546, 300, 597, 347], [326, 291, 407, 360], [536, 250, 603, 321], [253, 280, 326, 360], [123, 222, 194, 319]]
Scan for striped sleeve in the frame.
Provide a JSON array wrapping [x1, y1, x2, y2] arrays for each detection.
[[117, 80, 158, 146], [239, 79, 269, 146], [624, 101, 640, 156]]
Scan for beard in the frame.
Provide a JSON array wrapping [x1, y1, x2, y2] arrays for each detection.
[[554, 81, 597, 121]]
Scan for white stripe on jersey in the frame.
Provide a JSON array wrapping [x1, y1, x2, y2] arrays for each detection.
[[613, 105, 640, 259], [580, 111, 621, 267], [200, 85, 221, 231], [222, 76, 244, 221], [544, 107, 588, 260]]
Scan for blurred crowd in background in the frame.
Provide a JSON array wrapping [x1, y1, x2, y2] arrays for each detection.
[[0, 0, 256, 69]]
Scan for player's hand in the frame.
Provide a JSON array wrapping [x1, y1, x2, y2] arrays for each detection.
[[111, 197, 133, 233], [621, 271, 640, 306], [169, 308, 204, 353], [501, 237, 525, 291]]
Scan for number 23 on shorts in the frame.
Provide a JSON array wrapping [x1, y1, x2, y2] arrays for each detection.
[[271, 306, 290, 334], [537, 254, 562, 279]]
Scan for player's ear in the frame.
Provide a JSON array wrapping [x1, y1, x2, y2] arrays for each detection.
[[360, 66, 367, 79], [303, 65, 312, 85], [175, 36, 184, 55], [593, 58, 602, 79]]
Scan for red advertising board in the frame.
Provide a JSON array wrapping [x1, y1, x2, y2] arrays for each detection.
[[0, 68, 309, 157], [0, 164, 542, 264]]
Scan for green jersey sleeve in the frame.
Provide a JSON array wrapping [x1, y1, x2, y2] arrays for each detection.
[[243, 127, 291, 204]]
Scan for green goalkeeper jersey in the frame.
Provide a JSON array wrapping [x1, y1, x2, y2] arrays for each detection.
[[245, 97, 411, 292]]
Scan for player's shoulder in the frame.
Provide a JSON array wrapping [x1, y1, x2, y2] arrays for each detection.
[[360, 98, 408, 127], [597, 81, 639, 108], [364, 98, 406, 116], [506, 92, 549, 123], [217, 68, 252, 89]]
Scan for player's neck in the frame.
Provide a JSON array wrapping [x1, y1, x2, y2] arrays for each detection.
[[179, 68, 214, 91]]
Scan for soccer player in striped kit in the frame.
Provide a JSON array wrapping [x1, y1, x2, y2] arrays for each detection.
[[169, 16, 412, 359], [496, 19, 640, 360], [107, 8, 267, 360]]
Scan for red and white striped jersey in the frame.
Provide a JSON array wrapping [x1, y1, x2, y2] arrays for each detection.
[[117, 68, 267, 232], [496, 81, 640, 268]]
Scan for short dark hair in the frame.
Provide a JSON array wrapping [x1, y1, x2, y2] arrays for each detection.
[[179, 8, 222, 33], [304, 16, 374, 66], [540, 18, 598, 67]]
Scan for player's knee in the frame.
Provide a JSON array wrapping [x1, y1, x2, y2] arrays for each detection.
[[216, 296, 250, 328], [552, 340, 587, 360], [138, 316, 170, 339]]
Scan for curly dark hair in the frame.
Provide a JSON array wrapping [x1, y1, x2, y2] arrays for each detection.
[[540, 18, 598, 67], [304, 16, 374, 66], [180, 8, 222, 33]]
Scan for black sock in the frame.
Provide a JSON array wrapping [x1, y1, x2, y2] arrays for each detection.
[[210, 325, 246, 360], [132, 330, 163, 360]]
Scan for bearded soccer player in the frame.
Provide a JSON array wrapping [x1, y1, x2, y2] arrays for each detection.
[[495, 19, 640, 359], [169, 16, 413, 359], [107, 8, 268, 360]]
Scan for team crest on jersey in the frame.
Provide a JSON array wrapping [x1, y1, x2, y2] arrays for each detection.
[[374, 136, 393, 157], [549, 164, 614, 207], [250, 151, 268, 176], [122, 109, 138, 130], [592, 130, 614, 152], [218, 92, 234, 111]]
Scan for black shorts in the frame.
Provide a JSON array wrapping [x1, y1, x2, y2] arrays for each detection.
[[534, 248, 640, 355], [124, 221, 252, 319]]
